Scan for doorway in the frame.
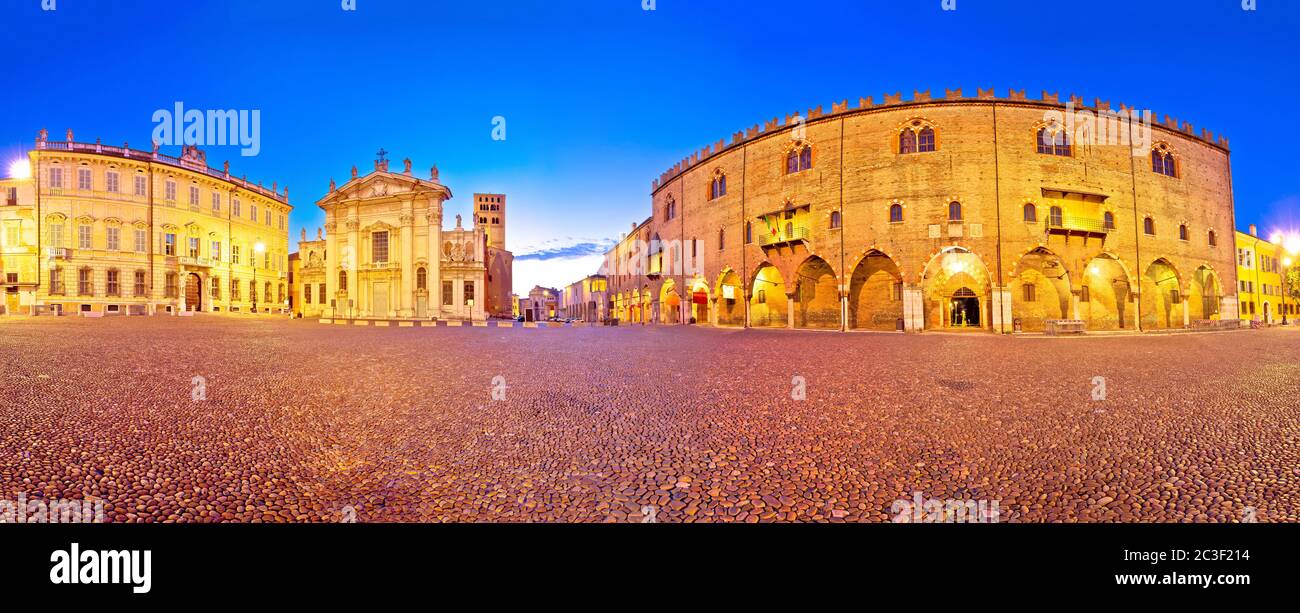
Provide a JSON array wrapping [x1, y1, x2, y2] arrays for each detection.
[[372, 281, 389, 317], [185, 273, 202, 312], [949, 287, 980, 327]]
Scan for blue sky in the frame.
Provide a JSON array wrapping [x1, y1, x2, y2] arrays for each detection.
[[2, 0, 1296, 292]]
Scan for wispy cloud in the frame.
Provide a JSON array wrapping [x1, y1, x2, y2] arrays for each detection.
[[515, 237, 616, 261]]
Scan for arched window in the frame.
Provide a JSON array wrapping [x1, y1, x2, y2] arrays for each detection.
[[829, 210, 841, 229], [1151, 146, 1177, 177], [1103, 211, 1116, 230], [1143, 217, 1156, 236], [1023, 203, 1037, 222], [889, 203, 904, 223], [786, 143, 812, 174], [278, 284, 285, 303], [416, 267, 427, 290], [264, 282, 272, 303], [899, 129, 917, 154], [709, 171, 727, 200], [917, 126, 936, 152], [898, 120, 937, 154], [1208, 230, 1217, 246], [1036, 126, 1072, 156], [1179, 224, 1189, 241], [338, 270, 348, 292], [664, 197, 676, 220], [1049, 206, 1063, 227], [948, 201, 962, 222], [744, 221, 753, 244], [784, 221, 793, 237]]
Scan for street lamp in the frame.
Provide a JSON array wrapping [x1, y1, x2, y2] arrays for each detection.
[[1283, 256, 1293, 325], [253, 241, 265, 313], [8, 159, 31, 180]]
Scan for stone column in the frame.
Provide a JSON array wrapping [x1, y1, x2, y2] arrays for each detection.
[[426, 199, 442, 319], [902, 284, 925, 331], [347, 213, 359, 318], [1070, 290, 1081, 320], [399, 204, 414, 317], [991, 286, 1014, 333], [743, 286, 751, 328], [1132, 290, 1142, 331], [786, 294, 795, 329], [324, 219, 337, 317], [839, 287, 849, 331], [1182, 294, 1191, 327]]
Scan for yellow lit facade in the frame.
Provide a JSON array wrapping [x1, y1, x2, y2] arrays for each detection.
[[1234, 227, 1293, 323], [0, 131, 290, 316]]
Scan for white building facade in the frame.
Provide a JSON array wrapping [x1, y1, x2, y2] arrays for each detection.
[[318, 158, 487, 321]]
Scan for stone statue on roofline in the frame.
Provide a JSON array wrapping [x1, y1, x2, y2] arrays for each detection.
[[351, 165, 358, 179], [430, 165, 439, 181], [403, 158, 412, 174], [301, 228, 307, 241]]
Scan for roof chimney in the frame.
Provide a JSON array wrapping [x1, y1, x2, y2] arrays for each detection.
[[1249, 224, 1257, 237]]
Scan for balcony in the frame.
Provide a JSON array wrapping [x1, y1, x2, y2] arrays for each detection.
[[45, 247, 70, 259], [759, 226, 810, 248], [179, 256, 214, 268], [360, 260, 399, 271], [1046, 215, 1111, 237]]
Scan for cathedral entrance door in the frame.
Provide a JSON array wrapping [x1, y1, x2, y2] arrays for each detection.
[[372, 281, 389, 317], [416, 295, 428, 318]]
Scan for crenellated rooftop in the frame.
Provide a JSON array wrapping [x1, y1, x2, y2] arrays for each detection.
[[651, 88, 1229, 194]]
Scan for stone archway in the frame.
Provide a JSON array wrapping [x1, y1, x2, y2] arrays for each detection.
[[715, 268, 744, 327], [1011, 247, 1071, 332], [848, 250, 903, 330], [1079, 255, 1133, 330], [920, 248, 992, 331], [795, 256, 839, 329], [688, 275, 710, 324], [1141, 259, 1182, 329], [750, 263, 787, 328], [1189, 265, 1221, 321], [659, 279, 681, 324]]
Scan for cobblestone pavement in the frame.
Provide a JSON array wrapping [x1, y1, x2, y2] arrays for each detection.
[[1, 316, 1296, 523]]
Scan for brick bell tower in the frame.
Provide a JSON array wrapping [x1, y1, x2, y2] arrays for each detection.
[[474, 193, 506, 250]]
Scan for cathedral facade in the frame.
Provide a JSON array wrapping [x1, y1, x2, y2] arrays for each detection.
[[300, 157, 508, 322]]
